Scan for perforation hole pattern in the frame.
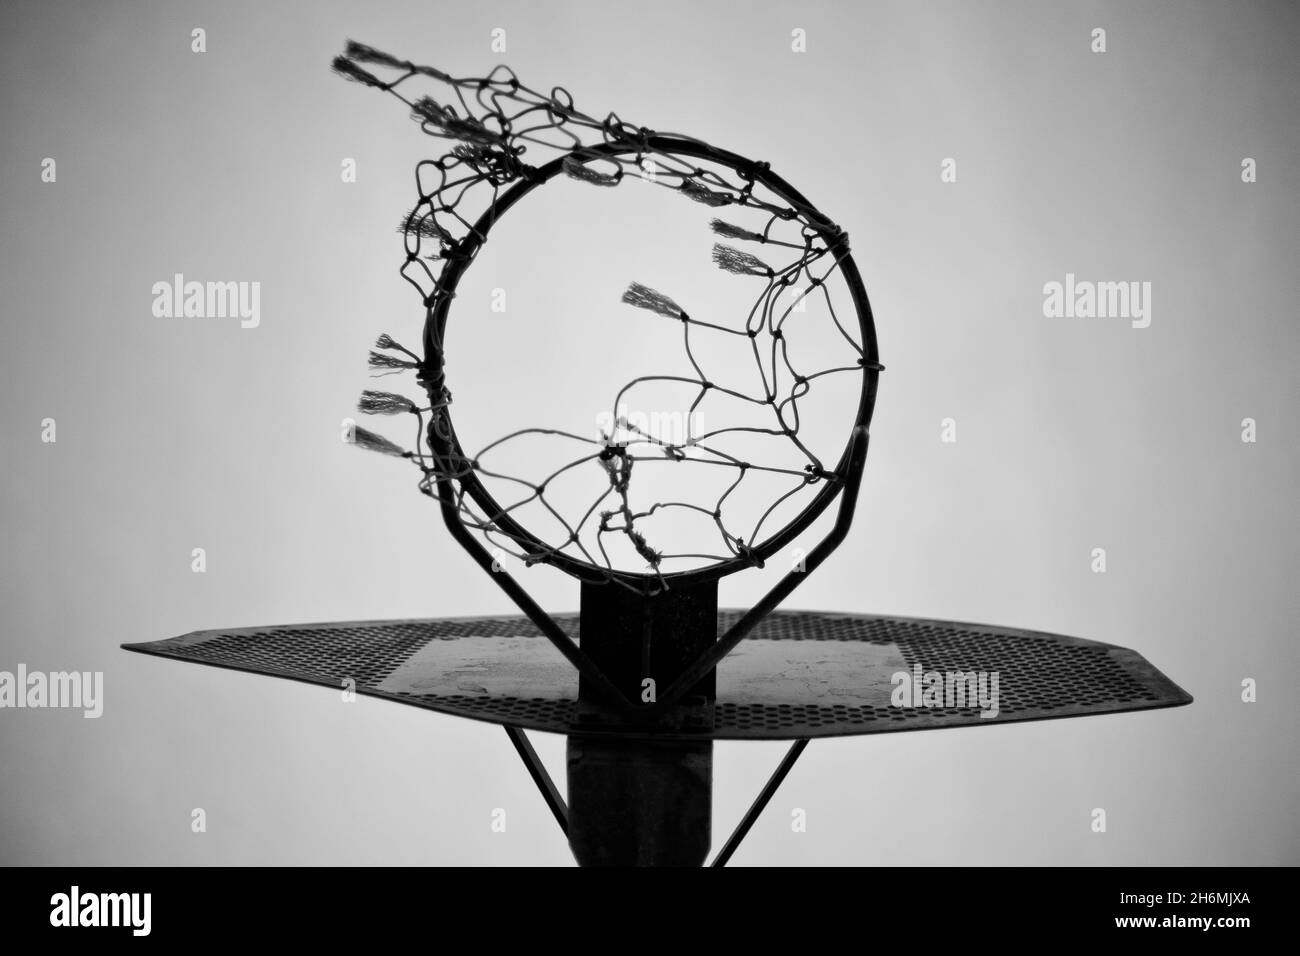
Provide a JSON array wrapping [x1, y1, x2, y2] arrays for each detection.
[[130, 611, 1184, 740]]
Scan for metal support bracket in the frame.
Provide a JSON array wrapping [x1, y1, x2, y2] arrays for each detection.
[[503, 725, 569, 836], [711, 739, 810, 868], [504, 727, 811, 868]]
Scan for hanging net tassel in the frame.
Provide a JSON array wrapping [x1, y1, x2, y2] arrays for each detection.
[[358, 390, 417, 415], [712, 243, 773, 278], [563, 156, 621, 187], [350, 425, 412, 458], [710, 219, 766, 243], [621, 282, 686, 320], [344, 41, 409, 71], [374, 333, 420, 361], [679, 179, 731, 207], [410, 97, 505, 147], [331, 56, 386, 89], [368, 351, 420, 372]]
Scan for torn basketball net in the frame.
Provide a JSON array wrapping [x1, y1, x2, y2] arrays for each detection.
[[334, 41, 881, 594]]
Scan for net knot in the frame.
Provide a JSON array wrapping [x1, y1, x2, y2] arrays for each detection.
[[822, 223, 851, 252], [738, 159, 771, 183], [437, 237, 473, 262], [601, 113, 652, 152]]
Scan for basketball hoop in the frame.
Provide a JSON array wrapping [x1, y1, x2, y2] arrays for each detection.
[[122, 41, 1192, 867]]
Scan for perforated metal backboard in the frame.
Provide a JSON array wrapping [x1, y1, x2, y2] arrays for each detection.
[[122, 611, 1190, 740]]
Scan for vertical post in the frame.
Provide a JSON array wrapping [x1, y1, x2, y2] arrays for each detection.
[[566, 579, 718, 866]]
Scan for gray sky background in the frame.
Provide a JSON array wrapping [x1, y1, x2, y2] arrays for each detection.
[[1, 0, 1296, 865]]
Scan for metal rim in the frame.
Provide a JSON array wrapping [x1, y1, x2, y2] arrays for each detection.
[[423, 135, 880, 588]]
